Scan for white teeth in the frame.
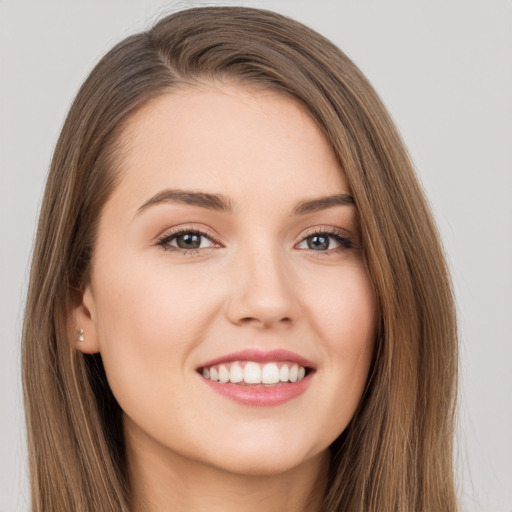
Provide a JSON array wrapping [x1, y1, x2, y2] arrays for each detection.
[[218, 364, 229, 383], [229, 363, 244, 383], [261, 363, 280, 384], [201, 360, 309, 385], [289, 364, 299, 382], [244, 362, 261, 384]]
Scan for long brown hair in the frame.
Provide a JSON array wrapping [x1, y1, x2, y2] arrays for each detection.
[[22, 6, 458, 511]]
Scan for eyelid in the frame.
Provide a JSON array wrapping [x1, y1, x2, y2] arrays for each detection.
[[298, 225, 352, 240], [158, 225, 219, 239], [294, 225, 355, 254], [156, 225, 223, 251]]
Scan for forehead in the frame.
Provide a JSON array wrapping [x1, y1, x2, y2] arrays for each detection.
[[110, 82, 349, 215]]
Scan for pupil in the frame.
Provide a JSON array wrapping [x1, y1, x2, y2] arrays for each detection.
[[177, 233, 201, 249], [308, 235, 329, 250]]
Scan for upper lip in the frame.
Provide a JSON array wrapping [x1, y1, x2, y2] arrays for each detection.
[[198, 348, 315, 370]]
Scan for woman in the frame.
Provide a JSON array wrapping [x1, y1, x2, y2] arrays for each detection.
[[22, 6, 458, 511]]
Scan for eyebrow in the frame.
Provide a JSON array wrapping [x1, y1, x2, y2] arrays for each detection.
[[292, 193, 355, 215], [135, 189, 354, 217], [136, 189, 234, 216]]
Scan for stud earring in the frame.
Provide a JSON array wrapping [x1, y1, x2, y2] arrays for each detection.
[[76, 328, 85, 342]]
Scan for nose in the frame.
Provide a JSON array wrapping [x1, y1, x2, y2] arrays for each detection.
[[225, 243, 299, 329]]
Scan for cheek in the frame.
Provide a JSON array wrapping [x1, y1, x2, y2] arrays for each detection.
[[95, 255, 218, 348], [308, 261, 377, 350], [91, 258, 223, 413], [306, 263, 377, 425]]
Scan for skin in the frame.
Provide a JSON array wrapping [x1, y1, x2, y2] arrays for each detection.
[[72, 82, 377, 512]]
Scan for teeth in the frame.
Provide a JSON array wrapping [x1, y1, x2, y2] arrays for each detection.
[[244, 362, 261, 384], [289, 364, 298, 382], [261, 362, 280, 384], [200, 360, 308, 385], [229, 363, 244, 383], [218, 364, 229, 383]]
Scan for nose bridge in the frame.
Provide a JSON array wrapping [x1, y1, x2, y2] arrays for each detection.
[[226, 233, 297, 328]]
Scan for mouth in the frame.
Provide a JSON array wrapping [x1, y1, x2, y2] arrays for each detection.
[[196, 349, 315, 406], [197, 360, 313, 386]]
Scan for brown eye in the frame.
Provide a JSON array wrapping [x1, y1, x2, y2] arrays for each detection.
[[306, 234, 330, 250], [175, 233, 202, 249], [158, 230, 217, 252], [297, 231, 351, 252]]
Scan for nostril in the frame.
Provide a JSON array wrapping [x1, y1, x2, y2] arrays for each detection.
[[238, 316, 292, 327]]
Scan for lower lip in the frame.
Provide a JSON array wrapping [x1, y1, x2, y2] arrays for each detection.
[[199, 373, 314, 407]]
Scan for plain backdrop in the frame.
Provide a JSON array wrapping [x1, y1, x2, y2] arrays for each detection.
[[1, 1, 511, 511]]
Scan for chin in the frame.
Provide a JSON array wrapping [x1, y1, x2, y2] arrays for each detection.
[[198, 436, 327, 477]]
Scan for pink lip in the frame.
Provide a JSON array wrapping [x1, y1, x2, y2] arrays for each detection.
[[197, 348, 315, 407], [198, 348, 315, 370], [199, 373, 314, 407]]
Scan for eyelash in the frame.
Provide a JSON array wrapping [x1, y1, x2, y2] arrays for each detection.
[[156, 226, 354, 256], [156, 227, 221, 255], [297, 227, 354, 255]]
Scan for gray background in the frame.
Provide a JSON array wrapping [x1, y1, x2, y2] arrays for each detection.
[[1, 1, 511, 510]]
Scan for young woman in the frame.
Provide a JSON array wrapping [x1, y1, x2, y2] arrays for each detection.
[[22, 6, 458, 511]]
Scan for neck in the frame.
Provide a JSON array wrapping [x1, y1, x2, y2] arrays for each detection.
[[125, 418, 330, 512]]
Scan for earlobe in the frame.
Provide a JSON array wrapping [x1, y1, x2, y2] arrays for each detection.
[[69, 285, 101, 354]]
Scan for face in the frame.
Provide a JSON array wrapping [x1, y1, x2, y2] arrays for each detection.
[[75, 83, 377, 476]]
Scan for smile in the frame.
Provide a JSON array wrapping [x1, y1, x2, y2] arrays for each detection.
[[197, 349, 315, 406], [200, 361, 308, 385]]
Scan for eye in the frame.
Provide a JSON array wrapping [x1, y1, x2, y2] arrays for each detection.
[[157, 228, 219, 253], [296, 229, 353, 253]]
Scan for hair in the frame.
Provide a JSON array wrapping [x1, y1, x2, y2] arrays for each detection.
[[22, 6, 458, 512]]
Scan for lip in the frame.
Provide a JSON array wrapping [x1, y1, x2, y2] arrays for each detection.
[[199, 372, 314, 407], [196, 348, 315, 407], [198, 348, 315, 370]]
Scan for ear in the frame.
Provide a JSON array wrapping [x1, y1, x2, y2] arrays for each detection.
[[68, 284, 101, 354]]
